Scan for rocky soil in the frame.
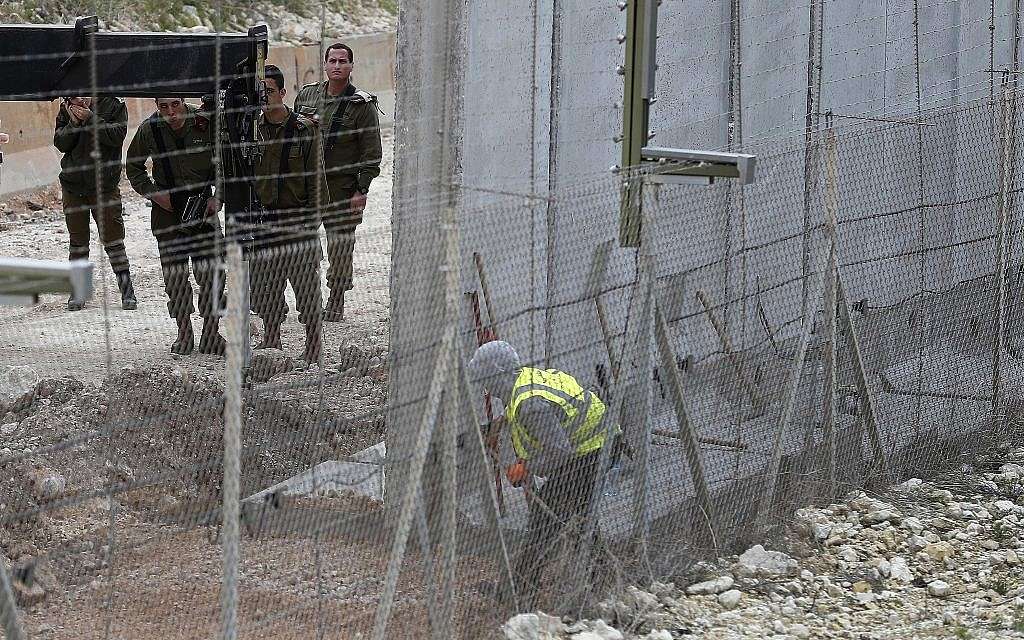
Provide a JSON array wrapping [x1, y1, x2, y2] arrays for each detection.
[[0, 130, 397, 636], [504, 446, 1024, 640]]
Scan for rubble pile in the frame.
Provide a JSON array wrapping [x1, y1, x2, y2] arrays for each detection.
[[504, 447, 1024, 639]]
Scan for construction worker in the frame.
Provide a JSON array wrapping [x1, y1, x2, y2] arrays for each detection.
[[468, 340, 612, 609], [126, 97, 227, 356], [293, 42, 383, 322], [249, 64, 326, 366], [53, 95, 137, 311]]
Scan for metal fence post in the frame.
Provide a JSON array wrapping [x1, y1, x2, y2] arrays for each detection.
[[820, 121, 841, 497], [438, 207, 460, 637], [992, 77, 1014, 424], [631, 189, 656, 568], [221, 243, 245, 640]]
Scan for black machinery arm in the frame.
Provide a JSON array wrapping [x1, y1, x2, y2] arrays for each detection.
[[0, 16, 266, 100]]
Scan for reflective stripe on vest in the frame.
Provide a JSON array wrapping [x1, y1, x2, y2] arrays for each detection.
[[507, 367, 607, 461]]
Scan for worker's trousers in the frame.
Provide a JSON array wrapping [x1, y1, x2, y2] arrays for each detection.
[[513, 451, 600, 609]]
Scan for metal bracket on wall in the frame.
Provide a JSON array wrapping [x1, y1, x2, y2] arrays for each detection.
[[617, 0, 758, 246]]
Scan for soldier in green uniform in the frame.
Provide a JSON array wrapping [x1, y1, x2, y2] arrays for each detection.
[[250, 64, 325, 366], [125, 97, 226, 355], [293, 42, 383, 322], [53, 95, 137, 311]]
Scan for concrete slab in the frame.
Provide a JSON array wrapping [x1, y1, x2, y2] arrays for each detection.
[[244, 441, 386, 504]]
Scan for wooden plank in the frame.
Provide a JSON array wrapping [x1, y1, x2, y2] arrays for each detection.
[[754, 253, 826, 532], [653, 303, 718, 549], [695, 288, 764, 409], [457, 363, 518, 609], [836, 276, 888, 475], [820, 244, 838, 497], [371, 328, 453, 640], [631, 252, 656, 558]]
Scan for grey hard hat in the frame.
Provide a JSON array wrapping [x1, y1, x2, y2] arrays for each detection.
[[468, 340, 521, 382]]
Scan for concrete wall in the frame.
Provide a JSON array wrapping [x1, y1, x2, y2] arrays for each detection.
[[394, 0, 1022, 380], [0, 31, 396, 196], [391, 0, 1024, 538]]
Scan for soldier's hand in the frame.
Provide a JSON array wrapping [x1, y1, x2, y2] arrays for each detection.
[[205, 197, 221, 217], [0, 132, 8, 145], [349, 191, 367, 213], [150, 191, 173, 212], [69, 105, 93, 124]]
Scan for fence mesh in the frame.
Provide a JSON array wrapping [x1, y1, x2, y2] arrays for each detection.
[[1, 2, 1024, 639]]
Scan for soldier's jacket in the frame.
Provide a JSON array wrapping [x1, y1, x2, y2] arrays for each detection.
[[125, 104, 215, 201], [253, 107, 326, 231], [53, 96, 128, 196], [293, 80, 382, 200]]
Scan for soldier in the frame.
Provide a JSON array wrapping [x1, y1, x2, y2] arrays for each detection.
[[53, 95, 137, 311], [294, 42, 383, 322], [250, 64, 325, 366], [125, 97, 226, 355]]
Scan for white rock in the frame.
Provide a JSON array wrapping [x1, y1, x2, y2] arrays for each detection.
[[790, 623, 811, 639], [902, 517, 925, 534], [622, 586, 659, 612], [812, 522, 833, 541], [581, 620, 623, 640], [837, 547, 859, 563], [908, 535, 928, 551], [928, 580, 952, 598], [735, 545, 799, 578], [869, 558, 892, 578], [772, 620, 786, 634], [687, 576, 734, 595], [718, 589, 742, 610], [898, 478, 925, 491], [889, 557, 914, 583], [641, 631, 672, 640], [0, 423, 16, 436], [800, 569, 814, 581], [1000, 463, 1024, 479], [502, 612, 565, 639], [992, 500, 1018, 515], [862, 510, 899, 525]]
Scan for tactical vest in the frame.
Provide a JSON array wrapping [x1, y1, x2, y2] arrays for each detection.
[[507, 367, 607, 461]]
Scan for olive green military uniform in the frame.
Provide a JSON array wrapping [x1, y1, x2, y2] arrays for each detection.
[[249, 107, 326, 329], [293, 80, 382, 302], [54, 97, 132, 283], [125, 104, 225, 321]]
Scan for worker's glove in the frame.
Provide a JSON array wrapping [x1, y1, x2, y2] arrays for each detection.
[[506, 460, 528, 488]]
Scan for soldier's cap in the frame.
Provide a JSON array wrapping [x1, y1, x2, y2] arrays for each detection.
[[468, 340, 521, 383]]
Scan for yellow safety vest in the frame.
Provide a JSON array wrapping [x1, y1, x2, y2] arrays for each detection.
[[507, 367, 608, 461]]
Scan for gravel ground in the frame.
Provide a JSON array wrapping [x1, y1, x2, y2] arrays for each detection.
[[505, 445, 1024, 640], [0, 134, 408, 638]]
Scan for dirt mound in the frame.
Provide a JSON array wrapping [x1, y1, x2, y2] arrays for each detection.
[[0, 364, 385, 606]]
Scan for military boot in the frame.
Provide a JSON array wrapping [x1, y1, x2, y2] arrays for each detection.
[[67, 297, 85, 312], [171, 315, 195, 355], [115, 270, 138, 311], [198, 317, 227, 356], [256, 321, 283, 350], [323, 289, 344, 322], [299, 318, 323, 367]]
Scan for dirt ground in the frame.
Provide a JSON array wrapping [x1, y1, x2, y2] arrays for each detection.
[[0, 132, 393, 385], [0, 134, 479, 639]]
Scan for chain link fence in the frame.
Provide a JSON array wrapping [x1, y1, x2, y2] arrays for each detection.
[[1, 3, 1024, 640]]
